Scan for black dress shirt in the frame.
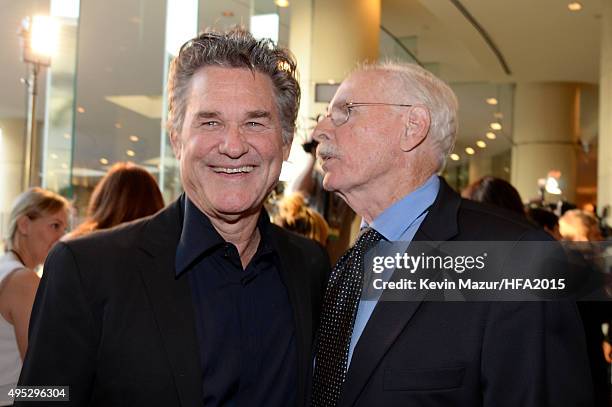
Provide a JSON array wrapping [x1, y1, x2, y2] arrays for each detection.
[[175, 196, 297, 407]]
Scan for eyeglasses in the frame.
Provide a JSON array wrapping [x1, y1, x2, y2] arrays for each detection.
[[317, 102, 414, 127]]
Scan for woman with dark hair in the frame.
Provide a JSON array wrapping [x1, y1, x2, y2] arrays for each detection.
[[462, 176, 525, 216], [67, 162, 165, 239]]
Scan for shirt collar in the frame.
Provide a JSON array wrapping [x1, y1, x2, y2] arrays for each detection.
[[363, 174, 440, 241], [175, 194, 274, 277]]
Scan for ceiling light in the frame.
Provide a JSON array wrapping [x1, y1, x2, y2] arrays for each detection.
[[129, 135, 139, 142], [465, 147, 475, 155], [490, 122, 502, 131], [77, 106, 85, 113], [126, 149, 136, 157], [114, 122, 122, 129], [494, 112, 503, 119], [450, 153, 460, 161], [476, 140, 487, 148], [99, 158, 109, 165], [275, 0, 290, 7], [568, 2, 582, 11], [486, 98, 498, 105], [486, 132, 497, 140]]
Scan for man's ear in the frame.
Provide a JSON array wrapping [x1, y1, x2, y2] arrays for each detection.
[[282, 140, 292, 161], [400, 105, 430, 152], [16, 215, 31, 236], [169, 131, 182, 160]]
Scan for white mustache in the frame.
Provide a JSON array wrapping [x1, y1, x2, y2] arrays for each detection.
[[317, 144, 340, 160]]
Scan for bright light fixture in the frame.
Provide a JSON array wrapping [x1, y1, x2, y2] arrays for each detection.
[[77, 106, 85, 113], [486, 132, 497, 140], [450, 153, 460, 161], [126, 149, 136, 157], [545, 177, 562, 194], [30, 16, 60, 58], [129, 135, 139, 142], [568, 2, 582, 11], [99, 158, 109, 165], [490, 122, 502, 131], [486, 98, 498, 105], [275, 0, 290, 7], [465, 147, 475, 155], [476, 140, 487, 148]]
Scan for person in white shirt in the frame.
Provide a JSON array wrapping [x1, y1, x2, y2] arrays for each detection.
[[0, 188, 69, 406]]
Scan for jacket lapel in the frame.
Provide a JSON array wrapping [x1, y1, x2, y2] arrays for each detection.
[[339, 177, 462, 407], [136, 199, 203, 407]]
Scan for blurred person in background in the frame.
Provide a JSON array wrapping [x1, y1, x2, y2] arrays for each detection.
[[274, 192, 329, 246], [560, 209, 611, 407], [462, 175, 525, 216], [527, 207, 561, 240], [0, 188, 69, 406], [66, 162, 165, 239]]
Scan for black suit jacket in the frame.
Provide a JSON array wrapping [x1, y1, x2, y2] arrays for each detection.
[[17, 199, 330, 407], [338, 178, 593, 407]]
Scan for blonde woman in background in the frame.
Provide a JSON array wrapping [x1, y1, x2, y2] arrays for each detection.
[[0, 188, 70, 406], [274, 192, 329, 246]]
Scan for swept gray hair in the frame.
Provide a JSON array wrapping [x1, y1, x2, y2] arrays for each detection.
[[360, 61, 458, 171], [166, 27, 300, 145]]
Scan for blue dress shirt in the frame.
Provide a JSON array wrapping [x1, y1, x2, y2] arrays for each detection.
[[175, 196, 297, 406], [347, 175, 440, 365]]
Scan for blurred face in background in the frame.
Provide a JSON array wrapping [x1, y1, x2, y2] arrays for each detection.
[[171, 66, 289, 220], [17, 209, 68, 266]]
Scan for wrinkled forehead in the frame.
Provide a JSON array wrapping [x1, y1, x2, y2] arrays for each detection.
[[331, 69, 400, 106]]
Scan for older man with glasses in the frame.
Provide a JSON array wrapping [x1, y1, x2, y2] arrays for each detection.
[[309, 62, 592, 407]]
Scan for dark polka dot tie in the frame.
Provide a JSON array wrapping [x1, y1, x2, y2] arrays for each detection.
[[311, 227, 384, 407]]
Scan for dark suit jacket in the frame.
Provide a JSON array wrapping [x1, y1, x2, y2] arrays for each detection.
[[16, 199, 330, 407], [338, 178, 593, 407]]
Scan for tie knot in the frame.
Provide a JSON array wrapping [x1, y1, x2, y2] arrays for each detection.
[[354, 227, 384, 252]]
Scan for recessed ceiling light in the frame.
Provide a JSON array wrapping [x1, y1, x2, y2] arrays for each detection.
[[494, 112, 504, 119], [476, 140, 487, 148], [450, 153, 460, 161], [126, 149, 136, 157], [568, 2, 582, 11], [486, 98, 498, 105], [114, 122, 122, 129], [486, 132, 497, 140], [99, 158, 109, 165], [77, 106, 85, 113], [465, 147, 475, 155], [490, 122, 502, 131], [129, 135, 139, 142], [275, 0, 290, 7]]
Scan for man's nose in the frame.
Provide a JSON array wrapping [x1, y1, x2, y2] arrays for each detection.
[[312, 119, 333, 143], [218, 125, 249, 158]]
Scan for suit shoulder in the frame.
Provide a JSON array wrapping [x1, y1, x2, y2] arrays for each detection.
[[63, 215, 152, 254]]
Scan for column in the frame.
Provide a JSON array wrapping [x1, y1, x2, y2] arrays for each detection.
[[598, 0, 612, 223], [511, 83, 579, 203]]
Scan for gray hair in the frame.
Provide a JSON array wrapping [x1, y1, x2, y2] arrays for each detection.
[[166, 27, 300, 145], [360, 61, 458, 171], [5, 187, 70, 251]]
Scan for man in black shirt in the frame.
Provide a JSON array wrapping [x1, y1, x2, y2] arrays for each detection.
[[17, 28, 330, 407]]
